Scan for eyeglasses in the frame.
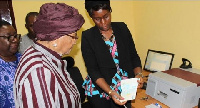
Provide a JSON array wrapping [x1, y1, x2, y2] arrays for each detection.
[[0, 34, 21, 42], [66, 34, 78, 40]]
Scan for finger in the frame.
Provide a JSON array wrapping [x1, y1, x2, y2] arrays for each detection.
[[137, 78, 144, 83], [137, 83, 144, 88], [113, 98, 127, 105], [112, 95, 126, 104]]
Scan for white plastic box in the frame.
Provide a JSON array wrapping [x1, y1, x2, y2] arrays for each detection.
[[146, 68, 200, 108]]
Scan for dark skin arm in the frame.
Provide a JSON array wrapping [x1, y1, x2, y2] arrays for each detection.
[[134, 67, 144, 88], [96, 78, 127, 105], [95, 67, 144, 105]]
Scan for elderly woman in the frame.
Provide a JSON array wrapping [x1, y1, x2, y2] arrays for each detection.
[[14, 3, 84, 108], [0, 20, 21, 108]]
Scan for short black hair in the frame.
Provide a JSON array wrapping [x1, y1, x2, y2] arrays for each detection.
[[25, 12, 39, 24], [0, 20, 11, 28], [85, 1, 112, 17]]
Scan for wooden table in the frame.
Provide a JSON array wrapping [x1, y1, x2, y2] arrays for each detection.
[[131, 71, 198, 108], [131, 89, 169, 108]]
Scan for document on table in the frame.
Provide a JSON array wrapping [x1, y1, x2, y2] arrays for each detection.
[[121, 78, 139, 100]]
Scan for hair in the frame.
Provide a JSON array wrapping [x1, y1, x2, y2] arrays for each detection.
[[88, 3, 112, 17], [25, 12, 39, 24], [0, 20, 11, 28]]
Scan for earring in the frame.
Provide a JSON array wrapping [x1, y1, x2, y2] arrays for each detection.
[[53, 43, 57, 47]]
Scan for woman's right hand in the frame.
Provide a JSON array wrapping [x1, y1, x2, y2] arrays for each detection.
[[110, 90, 127, 106]]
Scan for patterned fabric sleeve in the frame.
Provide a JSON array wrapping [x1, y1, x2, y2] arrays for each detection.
[[15, 44, 81, 108], [20, 67, 55, 108], [0, 53, 21, 108]]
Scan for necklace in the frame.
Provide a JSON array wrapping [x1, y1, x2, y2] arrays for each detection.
[[99, 27, 114, 40], [102, 33, 114, 40], [101, 29, 114, 40]]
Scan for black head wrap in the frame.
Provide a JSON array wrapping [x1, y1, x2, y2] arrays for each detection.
[[85, 0, 110, 12]]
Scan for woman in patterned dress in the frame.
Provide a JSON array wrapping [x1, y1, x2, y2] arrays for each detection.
[[81, 1, 144, 108], [0, 20, 21, 108]]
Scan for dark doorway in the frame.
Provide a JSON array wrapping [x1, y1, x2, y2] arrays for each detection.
[[0, 0, 16, 31]]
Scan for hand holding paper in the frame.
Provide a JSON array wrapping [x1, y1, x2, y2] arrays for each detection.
[[121, 78, 139, 100]]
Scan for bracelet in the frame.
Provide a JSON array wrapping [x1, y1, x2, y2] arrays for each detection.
[[135, 72, 143, 77], [108, 90, 114, 95]]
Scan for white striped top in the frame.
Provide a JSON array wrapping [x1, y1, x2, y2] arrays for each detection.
[[14, 42, 81, 108]]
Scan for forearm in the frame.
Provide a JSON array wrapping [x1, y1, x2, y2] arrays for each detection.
[[134, 67, 142, 75], [95, 78, 112, 94], [133, 67, 144, 88], [96, 78, 126, 105]]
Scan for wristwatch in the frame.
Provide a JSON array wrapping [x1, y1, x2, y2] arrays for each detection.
[[135, 72, 143, 78]]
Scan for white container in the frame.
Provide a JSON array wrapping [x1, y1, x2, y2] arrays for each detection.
[[146, 68, 200, 108]]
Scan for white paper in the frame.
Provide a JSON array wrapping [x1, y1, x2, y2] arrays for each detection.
[[150, 61, 166, 71], [121, 78, 139, 100]]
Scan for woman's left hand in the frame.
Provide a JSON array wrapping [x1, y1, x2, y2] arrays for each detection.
[[135, 75, 144, 88]]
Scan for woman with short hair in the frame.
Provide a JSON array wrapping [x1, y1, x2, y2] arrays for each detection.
[[0, 20, 21, 108], [82, 1, 144, 108]]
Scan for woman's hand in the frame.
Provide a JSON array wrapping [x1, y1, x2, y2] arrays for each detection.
[[109, 90, 127, 106], [135, 74, 144, 88], [133, 67, 144, 88]]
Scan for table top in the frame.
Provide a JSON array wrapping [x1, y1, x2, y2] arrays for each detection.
[[131, 89, 169, 108]]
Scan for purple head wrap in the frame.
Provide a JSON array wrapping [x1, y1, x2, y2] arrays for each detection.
[[33, 3, 85, 41]]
